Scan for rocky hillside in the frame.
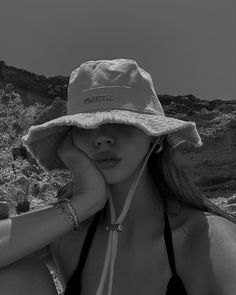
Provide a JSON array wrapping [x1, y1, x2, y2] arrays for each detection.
[[0, 60, 68, 106], [0, 61, 236, 219]]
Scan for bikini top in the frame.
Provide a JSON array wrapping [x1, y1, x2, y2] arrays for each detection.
[[64, 207, 188, 295]]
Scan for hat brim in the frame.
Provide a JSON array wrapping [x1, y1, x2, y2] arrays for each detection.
[[22, 110, 203, 171]]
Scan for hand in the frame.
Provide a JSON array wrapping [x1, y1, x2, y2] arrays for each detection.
[[57, 131, 108, 219]]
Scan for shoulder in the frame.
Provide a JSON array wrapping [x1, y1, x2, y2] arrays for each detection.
[[184, 209, 236, 294], [182, 206, 236, 259], [205, 213, 236, 259], [205, 213, 236, 261], [177, 204, 236, 240], [206, 212, 236, 239], [206, 214, 236, 294]]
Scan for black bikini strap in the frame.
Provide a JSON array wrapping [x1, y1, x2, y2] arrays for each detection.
[[164, 210, 177, 275], [77, 209, 103, 272], [65, 207, 104, 295]]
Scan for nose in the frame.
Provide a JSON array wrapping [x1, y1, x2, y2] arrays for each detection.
[[95, 135, 115, 149]]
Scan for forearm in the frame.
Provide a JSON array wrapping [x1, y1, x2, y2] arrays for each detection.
[[0, 205, 73, 268]]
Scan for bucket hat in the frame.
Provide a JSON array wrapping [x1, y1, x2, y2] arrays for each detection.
[[22, 58, 202, 171]]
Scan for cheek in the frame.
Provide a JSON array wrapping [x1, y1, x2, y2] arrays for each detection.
[[134, 136, 152, 155], [125, 139, 151, 168]]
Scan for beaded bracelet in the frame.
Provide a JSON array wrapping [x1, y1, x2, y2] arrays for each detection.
[[53, 198, 80, 232]]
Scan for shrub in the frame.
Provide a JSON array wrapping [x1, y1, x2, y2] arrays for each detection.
[[16, 200, 30, 214], [0, 202, 10, 219]]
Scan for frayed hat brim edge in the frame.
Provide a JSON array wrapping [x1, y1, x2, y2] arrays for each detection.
[[21, 110, 203, 171]]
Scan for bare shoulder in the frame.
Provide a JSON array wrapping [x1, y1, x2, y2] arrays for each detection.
[[204, 212, 236, 260], [180, 206, 236, 295], [177, 203, 236, 236], [205, 212, 236, 258], [180, 206, 236, 255], [206, 213, 236, 294], [204, 213, 236, 261], [206, 212, 236, 235]]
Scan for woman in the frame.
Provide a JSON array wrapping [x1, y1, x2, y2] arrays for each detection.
[[0, 59, 236, 295]]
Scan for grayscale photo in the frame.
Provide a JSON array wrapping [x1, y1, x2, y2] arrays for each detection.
[[0, 0, 235, 294]]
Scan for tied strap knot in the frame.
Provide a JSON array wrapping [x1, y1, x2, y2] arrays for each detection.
[[106, 223, 123, 232]]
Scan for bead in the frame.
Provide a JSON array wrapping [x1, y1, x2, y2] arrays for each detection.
[[106, 223, 123, 232], [53, 199, 80, 232]]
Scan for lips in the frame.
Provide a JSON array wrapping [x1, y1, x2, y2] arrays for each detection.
[[93, 152, 121, 169], [93, 152, 121, 162], [95, 159, 121, 169]]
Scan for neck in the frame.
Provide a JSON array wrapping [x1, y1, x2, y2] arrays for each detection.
[[104, 164, 165, 241]]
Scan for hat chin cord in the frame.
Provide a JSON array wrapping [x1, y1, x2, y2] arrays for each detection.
[[96, 137, 163, 295]]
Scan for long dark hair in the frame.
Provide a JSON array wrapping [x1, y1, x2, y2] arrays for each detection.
[[148, 136, 236, 223]]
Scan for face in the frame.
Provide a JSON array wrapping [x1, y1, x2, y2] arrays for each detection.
[[72, 123, 154, 184]]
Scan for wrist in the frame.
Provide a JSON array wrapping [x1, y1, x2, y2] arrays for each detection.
[[70, 196, 95, 222], [70, 197, 86, 221], [53, 199, 80, 232]]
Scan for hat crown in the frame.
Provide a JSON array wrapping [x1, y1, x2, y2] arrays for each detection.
[[68, 59, 164, 115], [69, 59, 157, 97]]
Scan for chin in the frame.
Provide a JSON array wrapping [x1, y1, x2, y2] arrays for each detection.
[[102, 172, 127, 185], [102, 166, 139, 185]]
